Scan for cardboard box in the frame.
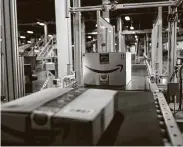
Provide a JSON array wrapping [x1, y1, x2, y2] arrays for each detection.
[[1, 88, 117, 145], [83, 52, 131, 86]]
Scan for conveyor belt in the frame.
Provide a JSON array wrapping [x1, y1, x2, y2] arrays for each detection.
[[97, 91, 164, 146], [90, 65, 164, 146], [114, 91, 163, 146]]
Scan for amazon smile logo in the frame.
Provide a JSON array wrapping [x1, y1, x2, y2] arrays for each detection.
[[85, 64, 123, 74]]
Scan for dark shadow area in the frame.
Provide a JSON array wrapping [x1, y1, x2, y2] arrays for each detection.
[[96, 111, 124, 146]]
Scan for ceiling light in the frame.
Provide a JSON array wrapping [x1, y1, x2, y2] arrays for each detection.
[[48, 34, 53, 37], [125, 16, 130, 21], [37, 22, 45, 26], [130, 26, 134, 30], [87, 36, 92, 39], [27, 31, 34, 34], [96, 24, 98, 27], [20, 36, 26, 39], [135, 35, 138, 39], [27, 41, 31, 44]]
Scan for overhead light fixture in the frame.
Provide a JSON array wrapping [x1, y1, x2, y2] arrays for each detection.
[[37, 22, 45, 26], [87, 36, 92, 39], [27, 41, 31, 44], [27, 30, 34, 34], [20, 36, 26, 39], [48, 34, 53, 37], [38, 38, 41, 41], [135, 35, 138, 39], [130, 26, 134, 30], [125, 16, 130, 21]]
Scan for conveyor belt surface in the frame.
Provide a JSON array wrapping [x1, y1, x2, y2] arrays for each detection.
[[115, 91, 163, 146], [96, 91, 164, 146]]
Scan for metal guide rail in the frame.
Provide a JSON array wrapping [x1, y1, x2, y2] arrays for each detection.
[[153, 92, 183, 146], [144, 58, 183, 145]]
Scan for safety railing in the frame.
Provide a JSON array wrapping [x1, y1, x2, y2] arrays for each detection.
[[37, 36, 54, 58], [27, 36, 45, 56], [144, 53, 156, 81]]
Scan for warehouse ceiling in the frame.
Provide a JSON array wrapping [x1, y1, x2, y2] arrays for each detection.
[[17, 0, 183, 39]]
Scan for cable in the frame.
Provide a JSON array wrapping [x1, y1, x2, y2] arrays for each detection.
[[179, 64, 183, 110]]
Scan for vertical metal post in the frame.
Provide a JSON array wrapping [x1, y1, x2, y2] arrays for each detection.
[[102, 0, 110, 22], [144, 35, 147, 56], [81, 18, 86, 54], [55, 0, 72, 78], [158, 7, 163, 75], [73, 0, 82, 85], [0, 0, 2, 99], [117, 16, 122, 52], [146, 34, 149, 57], [2, 0, 20, 101], [44, 23, 48, 45], [97, 11, 101, 53], [151, 25, 155, 69], [168, 7, 178, 82]]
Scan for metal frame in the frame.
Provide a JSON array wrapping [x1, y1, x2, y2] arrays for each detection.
[[70, 0, 182, 85], [151, 7, 163, 76], [70, 1, 174, 12], [1, 0, 20, 101], [0, 0, 2, 99], [168, 6, 178, 82]]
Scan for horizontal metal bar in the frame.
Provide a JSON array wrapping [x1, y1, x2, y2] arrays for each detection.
[[114, 1, 173, 10], [70, 1, 174, 12], [121, 29, 152, 34], [70, 5, 102, 12]]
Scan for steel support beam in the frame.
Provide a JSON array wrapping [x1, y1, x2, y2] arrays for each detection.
[[121, 29, 152, 35], [70, 1, 174, 12], [168, 7, 178, 82], [55, 0, 72, 78], [44, 23, 48, 45], [1, 0, 20, 101], [73, 0, 82, 85], [97, 11, 101, 53], [158, 7, 163, 75], [117, 16, 122, 52], [102, 0, 110, 22]]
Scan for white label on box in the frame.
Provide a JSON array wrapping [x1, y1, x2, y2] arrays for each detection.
[[64, 108, 94, 115]]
